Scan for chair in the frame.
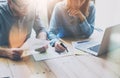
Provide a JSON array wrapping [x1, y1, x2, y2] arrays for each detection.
[[47, 0, 63, 25]]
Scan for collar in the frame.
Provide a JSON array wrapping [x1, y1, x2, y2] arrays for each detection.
[[6, 3, 14, 16]]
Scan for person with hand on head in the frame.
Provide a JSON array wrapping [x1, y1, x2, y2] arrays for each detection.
[[48, 0, 95, 52], [0, 0, 48, 61]]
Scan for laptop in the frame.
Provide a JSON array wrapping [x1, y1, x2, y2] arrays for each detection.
[[72, 24, 120, 56]]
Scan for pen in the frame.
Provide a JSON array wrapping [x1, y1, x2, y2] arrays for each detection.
[[77, 40, 89, 44], [60, 43, 69, 52]]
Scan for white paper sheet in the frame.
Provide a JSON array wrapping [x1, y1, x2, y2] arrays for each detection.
[[32, 46, 74, 61], [21, 38, 85, 61], [20, 38, 49, 57]]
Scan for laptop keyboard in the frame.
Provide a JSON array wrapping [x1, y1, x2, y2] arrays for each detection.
[[88, 44, 100, 52]]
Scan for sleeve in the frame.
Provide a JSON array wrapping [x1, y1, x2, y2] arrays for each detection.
[[0, 14, 2, 30], [33, 14, 47, 38], [48, 4, 62, 47], [0, 14, 2, 43], [78, 2, 96, 38]]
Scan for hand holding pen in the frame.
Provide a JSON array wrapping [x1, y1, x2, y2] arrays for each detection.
[[54, 40, 69, 53], [60, 43, 69, 52]]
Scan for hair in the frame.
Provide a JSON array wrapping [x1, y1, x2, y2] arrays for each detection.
[[66, 0, 90, 17]]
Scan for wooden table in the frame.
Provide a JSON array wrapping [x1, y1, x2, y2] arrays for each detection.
[[0, 31, 120, 78], [0, 44, 120, 78]]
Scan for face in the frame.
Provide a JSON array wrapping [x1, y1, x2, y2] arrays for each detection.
[[9, 0, 30, 17], [69, 0, 86, 9]]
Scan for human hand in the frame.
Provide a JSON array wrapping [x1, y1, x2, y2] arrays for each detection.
[[35, 44, 48, 53], [5, 48, 23, 61], [67, 9, 85, 22], [68, 9, 80, 16], [54, 41, 66, 53]]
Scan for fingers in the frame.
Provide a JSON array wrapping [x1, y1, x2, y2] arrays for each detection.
[[35, 46, 46, 53], [68, 9, 79, 16], [12, 49, 23, 56], [43, 44, 48, 49], [55, 42, 66, 52], [35, 44, 48, 53], [67, 9, 84, 18], [8, 48, 24, 61], [11, 52, 21, 61], [68, 9, 73, 16], [67, 8, 85, 22]]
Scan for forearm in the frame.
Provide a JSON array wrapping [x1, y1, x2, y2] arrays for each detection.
[[37, 31, 47, 40], [48, 32, 59, 47], [0, 47, 8, 57], [79, 20, 94, 37], [78, 12, 86, 23]]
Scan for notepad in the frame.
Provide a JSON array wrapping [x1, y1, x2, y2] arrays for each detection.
[[32, 47, 73, 61], [20, 38, 49, 57]]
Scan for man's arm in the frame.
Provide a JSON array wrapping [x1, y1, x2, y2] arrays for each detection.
[[33, 15, 47, 39], [37, 31, 47, 40], [0, 47, 8, 57], [33, 15, 48, 51], [0, 47, 23, 61]]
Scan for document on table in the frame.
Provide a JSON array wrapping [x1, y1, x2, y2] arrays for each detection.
[[32, 44, 87, 61], [20, 38, 74, 61], [21, 38, 87, 61], [32, 46, 75, 61], [20, 38, 49, 57]]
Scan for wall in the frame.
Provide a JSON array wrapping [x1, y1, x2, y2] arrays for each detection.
[[95, 0, 120, 29]]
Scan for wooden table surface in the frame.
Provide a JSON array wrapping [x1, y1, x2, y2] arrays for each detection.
[[0, 51, 120, 78], [0, 31, 120, 78], [0, 44, 120, 78]]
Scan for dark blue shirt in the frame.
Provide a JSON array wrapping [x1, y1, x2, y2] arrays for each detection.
[[0, 3, 46, 47]]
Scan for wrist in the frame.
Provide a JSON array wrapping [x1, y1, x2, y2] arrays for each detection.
[[50, 39, 59, 47], [78, 12, 86, 22], [79, 15, 85, 23], [0, 47, 9, 57], [37, 32, 47, 40]]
